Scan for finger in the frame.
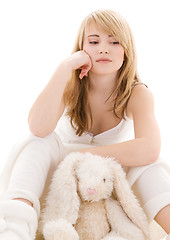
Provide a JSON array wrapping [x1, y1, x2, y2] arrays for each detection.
[[79, 70, 87, 79], [79, 71, 86, 79], [79, 65, 91, 79]]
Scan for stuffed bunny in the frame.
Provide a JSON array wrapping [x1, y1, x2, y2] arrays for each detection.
[[39, 152, 150, 240]]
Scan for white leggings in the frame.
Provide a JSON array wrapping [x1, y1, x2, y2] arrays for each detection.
[[132, 164, 170, 220], [5, 133, 170, 220], [5, 133, 65, 214]]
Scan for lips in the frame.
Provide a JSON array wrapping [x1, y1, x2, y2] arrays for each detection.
[[96, 58, 112, 63]]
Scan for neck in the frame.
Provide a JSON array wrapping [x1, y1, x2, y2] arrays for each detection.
[[88, 72, 117, 96]]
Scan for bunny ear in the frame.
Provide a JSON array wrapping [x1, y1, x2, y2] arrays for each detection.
[[111, 160, 150, 239], [40, 152, 83, 228]]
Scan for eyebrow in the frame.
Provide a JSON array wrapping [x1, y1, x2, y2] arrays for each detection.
[[88, 34, 99, 38], [88, 34, 114, 38]]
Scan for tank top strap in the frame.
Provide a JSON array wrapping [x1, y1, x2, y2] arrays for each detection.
[[131, 82, 148, 89]]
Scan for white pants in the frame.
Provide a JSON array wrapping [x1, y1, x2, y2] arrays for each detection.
[[132, 164, 170, 220], [4, 132, 170, 221]]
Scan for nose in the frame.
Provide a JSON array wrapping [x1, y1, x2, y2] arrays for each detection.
[[99, 50, 109, 54], [87, 188, 96, 195], [99, 43, 109, 54]]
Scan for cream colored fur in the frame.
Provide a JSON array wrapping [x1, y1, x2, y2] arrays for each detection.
[[39, 152, 150, 240]]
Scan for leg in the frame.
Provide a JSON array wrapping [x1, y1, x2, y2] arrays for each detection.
[[132, 163, 170, 234], [0, 132, 65, 239], [8, 133, 65, 199]]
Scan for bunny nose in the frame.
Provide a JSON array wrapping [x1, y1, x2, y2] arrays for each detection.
[[87, 188, 96, 195]]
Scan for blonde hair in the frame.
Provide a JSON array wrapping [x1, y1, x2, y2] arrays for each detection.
[[64, 9, 140, 136]]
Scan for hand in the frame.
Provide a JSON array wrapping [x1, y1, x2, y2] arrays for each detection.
[[67, 50, 92, 79]]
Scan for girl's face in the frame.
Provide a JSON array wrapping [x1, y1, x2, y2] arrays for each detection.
[[83, 24, 125, 77]]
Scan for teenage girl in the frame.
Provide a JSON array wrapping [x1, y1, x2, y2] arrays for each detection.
[[0, 9, 169, 240]]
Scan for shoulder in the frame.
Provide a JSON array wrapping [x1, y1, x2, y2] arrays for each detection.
[[126, 84, 155, 119]]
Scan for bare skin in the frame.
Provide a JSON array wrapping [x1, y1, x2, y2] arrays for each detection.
[[154, 205, 170, 233]]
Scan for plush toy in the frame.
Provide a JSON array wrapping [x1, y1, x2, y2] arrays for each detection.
[[39, 152, 150, 240]]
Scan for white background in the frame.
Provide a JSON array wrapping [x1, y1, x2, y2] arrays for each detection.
[[0, 0, 170, 173]]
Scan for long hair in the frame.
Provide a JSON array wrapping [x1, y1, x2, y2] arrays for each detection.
[[63, 9, 140, 136]]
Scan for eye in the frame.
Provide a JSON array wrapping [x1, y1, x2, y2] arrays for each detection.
[[110, 41, 119, 45], [103, 178, 106, 183], [89, 41, 98, 44]]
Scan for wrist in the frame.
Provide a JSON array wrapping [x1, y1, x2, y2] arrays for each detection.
[[61, 56, 75, 72], [55, 60, 73, 84]]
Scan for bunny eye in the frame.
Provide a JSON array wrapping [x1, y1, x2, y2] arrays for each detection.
[[103, 178, 106, 182]]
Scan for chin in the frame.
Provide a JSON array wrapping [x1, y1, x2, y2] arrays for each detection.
[[90, 67, 118, 77]]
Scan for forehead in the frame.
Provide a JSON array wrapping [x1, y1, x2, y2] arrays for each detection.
[[84, 23, 114, 38]]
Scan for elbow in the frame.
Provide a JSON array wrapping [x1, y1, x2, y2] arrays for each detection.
[[29, 126, 53, 138], [28, 115, 40, 137], [146, 145, 161, 164], [28, 116, 53, 138], [28, 122, 45, 138], [29, 127, 48, 138], [148, 152, 160, 164], [139, 135, 161, 165]]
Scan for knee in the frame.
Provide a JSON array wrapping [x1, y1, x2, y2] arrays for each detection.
[[35, 132, 66, 161], [21, 132, 65, 160], [8, 132, 65, 179]]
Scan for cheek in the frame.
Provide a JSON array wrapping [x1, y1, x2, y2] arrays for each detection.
[[83, 44, 95, 61], [83, 48, 94, 59], [83, 42, 89, 54], [118, 47, 125, 61], [113, 48, 125, 69]]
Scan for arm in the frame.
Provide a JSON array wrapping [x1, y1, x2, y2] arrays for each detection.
[[80, 85, 161, 167], [28, 51, 92, 137]]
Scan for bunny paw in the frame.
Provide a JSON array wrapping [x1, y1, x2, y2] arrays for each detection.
[[43, 218, 79, 240]]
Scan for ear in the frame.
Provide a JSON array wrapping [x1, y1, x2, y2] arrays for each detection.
[[111, 159, 150, 238], [40, 152, 83, 227]]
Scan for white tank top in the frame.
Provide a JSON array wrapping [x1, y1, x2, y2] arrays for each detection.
[[56, 112, 134, 147], [56, 83, 148, 147]]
